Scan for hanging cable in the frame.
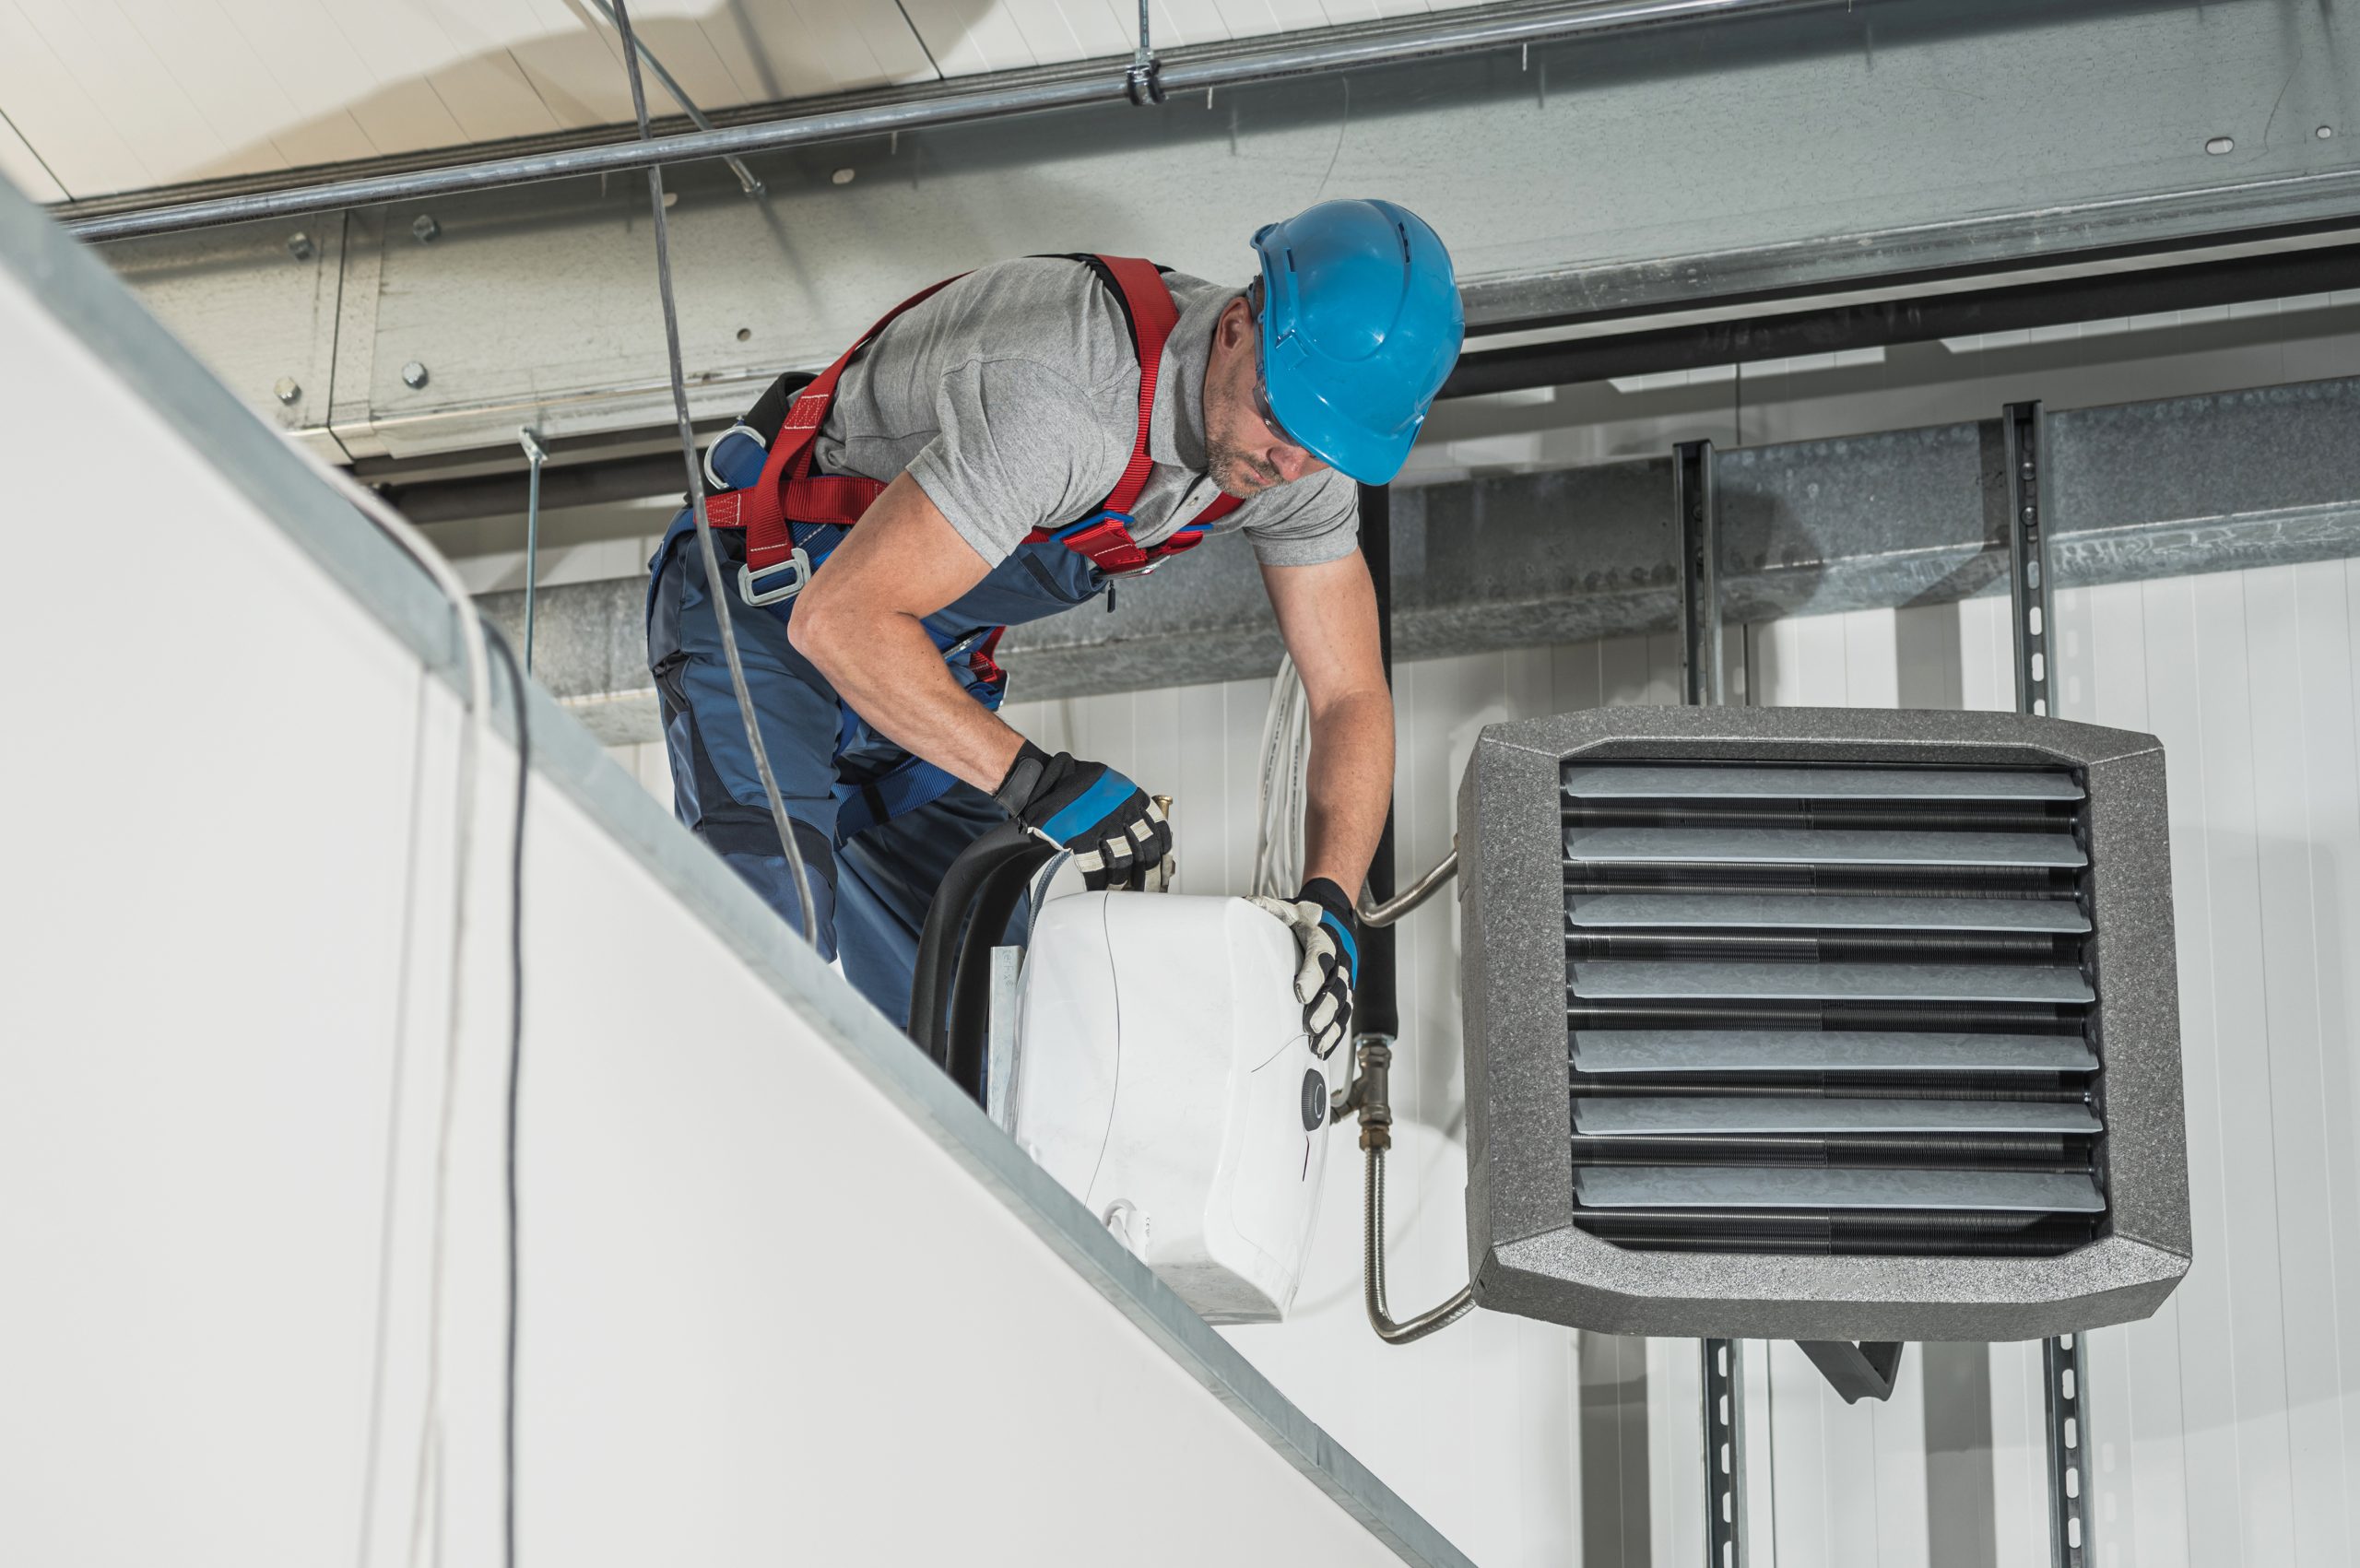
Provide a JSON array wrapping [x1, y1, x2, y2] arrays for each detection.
[[609, 0, 817, 940], [480, 626, 528, 1568]]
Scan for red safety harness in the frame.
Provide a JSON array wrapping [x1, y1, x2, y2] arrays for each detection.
[[704, 253, 1240, 592]]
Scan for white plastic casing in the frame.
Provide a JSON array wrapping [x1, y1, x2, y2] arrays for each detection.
[[1009, 892, 1339, 1324]]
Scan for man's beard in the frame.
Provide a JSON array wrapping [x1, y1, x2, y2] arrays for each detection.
[[1208, 439, 1281, 499]]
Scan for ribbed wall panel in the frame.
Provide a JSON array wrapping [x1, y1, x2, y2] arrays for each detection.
[[608, 557, 2360, 1565]]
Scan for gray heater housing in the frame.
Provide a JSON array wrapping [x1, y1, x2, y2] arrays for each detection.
[[1457, 707, 2190, 1343]]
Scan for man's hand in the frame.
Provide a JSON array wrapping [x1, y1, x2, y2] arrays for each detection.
[[1250, 878, 1359, 1057], [995, 741, 1171, 891]]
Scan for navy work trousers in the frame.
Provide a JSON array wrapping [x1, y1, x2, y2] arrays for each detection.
[[643, 444, 1105, 1026]]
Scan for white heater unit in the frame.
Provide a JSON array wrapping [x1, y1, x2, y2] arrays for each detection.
[[997, 889, 1340, 1324]]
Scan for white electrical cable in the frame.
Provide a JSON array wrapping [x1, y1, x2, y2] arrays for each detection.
[[1251, 654, 1311, 899], [284, 441, 492, 1568]]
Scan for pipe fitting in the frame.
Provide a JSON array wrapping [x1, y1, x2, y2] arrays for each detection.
[[1352, 1037, 1393, 1152]]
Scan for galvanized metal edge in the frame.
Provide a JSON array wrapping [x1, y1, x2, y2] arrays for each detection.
[[0, 172, 1475, 1568]]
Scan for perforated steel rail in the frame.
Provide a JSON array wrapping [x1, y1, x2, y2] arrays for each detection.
[[2004, 398, 2094, 1568], [1674, 488, 1747, 1567]]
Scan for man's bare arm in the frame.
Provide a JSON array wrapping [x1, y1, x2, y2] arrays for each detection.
[[1261, 550, 1394, 896], [787, 473, 1028, 792]]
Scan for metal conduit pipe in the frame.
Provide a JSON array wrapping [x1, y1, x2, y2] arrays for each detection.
[[1359, 847, 1457, 927], [62, 0, 1835, 242]]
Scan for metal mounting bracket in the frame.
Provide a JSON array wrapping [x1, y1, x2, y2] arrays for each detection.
[[1675, 438, 1724, 706], [1127, 0, 1165, 103], [2003, 399, 2058, 717], [1797, 1339, 1907, 1404]]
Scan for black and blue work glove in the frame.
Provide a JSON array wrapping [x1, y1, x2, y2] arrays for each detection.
[[994, 740, 1171, 892], [1250, 878, 1359, 1058]]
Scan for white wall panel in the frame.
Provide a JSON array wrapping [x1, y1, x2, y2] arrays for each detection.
[[868, 557, 2360, 1563], [1730, 570, 2360, 1566], [2, 196, 1473, 1568]]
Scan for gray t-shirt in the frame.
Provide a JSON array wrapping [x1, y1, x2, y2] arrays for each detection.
[[806, 256, 1360, 569]]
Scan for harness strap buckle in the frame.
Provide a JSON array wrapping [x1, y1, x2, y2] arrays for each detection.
[[738, 546, 814, 607]]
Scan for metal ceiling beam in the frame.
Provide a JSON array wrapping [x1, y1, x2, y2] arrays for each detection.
[[487, 374, 2360, 743], [90, 0, 2360, 459], [370, 239, 2360, 523], [56, 0, 1835, 243], [1444, 242, 2360, 399]]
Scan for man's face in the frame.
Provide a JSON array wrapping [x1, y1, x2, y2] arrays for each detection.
[[1202, 294, 1328, 501]]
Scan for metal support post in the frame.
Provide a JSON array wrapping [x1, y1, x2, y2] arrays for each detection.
[[1675, 439, 1724, 707], [519, 427, 549, 674], [1704, 1338, 1747, 1568], [2003, 400, 2058, 717], [2004, 396, 2089, 1568], [2044, 1332, 2090, 1568], [1674, 441, 1745, 1562]]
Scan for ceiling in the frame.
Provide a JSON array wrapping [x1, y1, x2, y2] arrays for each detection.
[[0, 0, 1493, 204]]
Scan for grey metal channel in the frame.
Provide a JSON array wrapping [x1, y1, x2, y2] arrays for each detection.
[[1704, 1338, 1745, 1568], [1562, 758, 2104, 1258]]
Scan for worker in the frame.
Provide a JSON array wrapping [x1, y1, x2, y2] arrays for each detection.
[[646, 198, 1463, 1055]]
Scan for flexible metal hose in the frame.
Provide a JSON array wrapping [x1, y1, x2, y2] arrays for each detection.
[[1363, 1142, 1476, 1345]]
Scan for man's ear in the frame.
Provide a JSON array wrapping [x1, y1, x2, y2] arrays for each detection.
[[1217, 294, 1254, 348]]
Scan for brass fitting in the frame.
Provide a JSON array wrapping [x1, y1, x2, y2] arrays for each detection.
[[1331, 1036, 1394, 1152]]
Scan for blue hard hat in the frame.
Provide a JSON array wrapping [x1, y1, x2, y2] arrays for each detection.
[[1250, 199, 1464, 486]]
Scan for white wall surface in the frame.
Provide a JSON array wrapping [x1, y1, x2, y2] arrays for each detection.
[[601, 557, 2360, 1564], [0, 223, 1464, 1568]]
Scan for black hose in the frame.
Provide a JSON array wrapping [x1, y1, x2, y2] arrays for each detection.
[[909, 822, 1050, 1098], [948, 841, 1055, 1101]]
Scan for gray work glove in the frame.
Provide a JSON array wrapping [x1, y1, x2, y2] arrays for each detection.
[[1248, 877, 1359, 1058]]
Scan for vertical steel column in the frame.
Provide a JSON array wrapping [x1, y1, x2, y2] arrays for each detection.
[[519, 428, 549, 675], [2043, 1333, 2090, 1568], [2003, 401, 2058, 717], [1676, 439, 1724, 707], [1704, 1338, 1747, 1568], [1676, 439, 1744, 1564], [2003, 398, 2088, 1568]]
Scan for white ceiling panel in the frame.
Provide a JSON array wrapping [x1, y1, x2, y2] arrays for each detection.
[[1205, 0, 1333, 40], [898, 0, 1038, 77], [826, 0, 946, 86], [705, 0, 938, 100], [0, 108, 65, 202], [0, 11, 145, 196], [400, 1, 570, 142], [5, 0, 1500, 202], [122, 0, 381, 173], [6, 0, 234, 193]]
